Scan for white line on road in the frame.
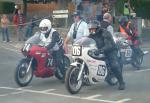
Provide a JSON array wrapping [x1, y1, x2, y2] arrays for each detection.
[[82, 94, 102, 99], [41, 89, 56, 93], [135, 69, 150, 73], [0, 91, 26, 97], [0, 86, 131, 103], [116, 98, 132, 103], [0, 86, 32, 91], [10, 91, 26, 95]]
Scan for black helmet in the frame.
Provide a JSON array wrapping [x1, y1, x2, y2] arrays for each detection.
[[72, 10, 81, 18], [88, 20, 100, 34]]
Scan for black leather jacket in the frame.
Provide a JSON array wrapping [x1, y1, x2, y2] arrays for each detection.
[[89, 28, 117, 53]]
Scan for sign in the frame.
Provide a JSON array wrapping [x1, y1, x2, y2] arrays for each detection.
[[52, 10, 68, 18]]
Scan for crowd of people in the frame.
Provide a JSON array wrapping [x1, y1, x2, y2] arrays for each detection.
[[0, 8, 38, 42]]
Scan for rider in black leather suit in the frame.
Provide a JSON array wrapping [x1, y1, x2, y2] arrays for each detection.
[[88, 21, 125, 90]]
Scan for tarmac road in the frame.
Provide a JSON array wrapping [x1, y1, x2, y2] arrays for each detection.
[[0, 34, 150, 103]]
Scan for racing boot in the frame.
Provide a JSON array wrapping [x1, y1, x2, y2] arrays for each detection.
[[118, 82, 125, 90]]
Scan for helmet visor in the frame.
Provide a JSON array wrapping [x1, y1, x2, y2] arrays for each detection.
[[89, 28, 96, 33], [39, 27, 48, 31]]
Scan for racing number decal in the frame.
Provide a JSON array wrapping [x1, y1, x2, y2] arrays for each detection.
[[72, 45, 82, 56], [97, 65, 106, 76], [125, 49, 132, 57]]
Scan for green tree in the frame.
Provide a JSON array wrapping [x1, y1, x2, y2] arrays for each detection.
[[130, 0, 150, 18]]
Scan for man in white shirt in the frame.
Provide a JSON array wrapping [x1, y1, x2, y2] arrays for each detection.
[[64, 11, 89, 53]]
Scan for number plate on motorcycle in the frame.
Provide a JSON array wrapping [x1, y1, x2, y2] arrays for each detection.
[[97, 65, 106, 76], [125, 49, 132, 57], [72, 45, 82, 56]]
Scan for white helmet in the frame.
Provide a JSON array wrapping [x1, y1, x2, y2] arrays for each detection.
[[39, 19, 52, 34]]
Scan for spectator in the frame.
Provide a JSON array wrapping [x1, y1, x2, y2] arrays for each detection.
[[102, 2, 109, 15], [72, 0, 82, 10], [123, 1, 130, 18], [13, 9, 26, 41], [95, 0, 103, 22], [1, 14, 11, 42], [25, 15, 38, 39], [77, 1, 83, 14], [13, 5, 19, 36], [64, 11, 89, 53], [82, 0, 94, 22]]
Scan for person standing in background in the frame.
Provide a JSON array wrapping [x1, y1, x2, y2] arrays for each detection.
[[82, 0, 93, 22], [1, 14, 11, 42], [102, 2, 109, 15], [64, 11, 89, 53], [25, 15, 38, 39], [96, 0, 103, 22], [13, 9, 26, 41], [72, 0, 82, 10], [123, 1, 130, 19], [13, 5, 19, 36]]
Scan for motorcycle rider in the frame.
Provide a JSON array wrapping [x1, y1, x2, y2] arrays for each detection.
[[88, 21, 125, 90], [39, 19, 65, 77], [119, 16, 144, 64]]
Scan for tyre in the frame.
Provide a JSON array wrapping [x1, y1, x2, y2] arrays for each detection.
[[131, 55, 143, 70], [65, 66, 83, 94], [55, 69, 63, 80], [55, 55, 70, 80], [63, 55, 70, 70], [15, 58, 33, 87]]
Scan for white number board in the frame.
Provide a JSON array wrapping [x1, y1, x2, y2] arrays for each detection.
[[72, 45, 82, 56]]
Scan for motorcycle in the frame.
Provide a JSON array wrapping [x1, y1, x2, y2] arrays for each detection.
[[15, 33, 70, 87], [65, 37, 120, 94], [113, 32, 147, 70]]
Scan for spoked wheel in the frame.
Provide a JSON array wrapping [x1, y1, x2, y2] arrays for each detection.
[[15, 58, 33, 87], [65, 66, 83, 94], [131, 55, 143, 70]]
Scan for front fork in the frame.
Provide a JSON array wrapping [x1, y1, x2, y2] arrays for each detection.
[[77, 61, 85, 81], [26, 57, 33, 73]]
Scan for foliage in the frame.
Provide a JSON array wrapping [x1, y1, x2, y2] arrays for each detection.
[[114, 0, 124, 16], [130, 0, 150, 19], [0, 1, 15, 14]]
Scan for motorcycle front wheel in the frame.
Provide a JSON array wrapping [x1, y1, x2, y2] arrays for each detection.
[[65, 66, 83, 94], [15, 58, 33, 87]]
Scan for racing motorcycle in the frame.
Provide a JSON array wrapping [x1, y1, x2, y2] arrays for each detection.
[[65, 37, 120, 94], [15, 33, 70, 87], [113, 32, 148, 70]]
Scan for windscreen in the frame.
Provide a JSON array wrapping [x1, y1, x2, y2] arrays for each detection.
[[74, 37, 96, 47]]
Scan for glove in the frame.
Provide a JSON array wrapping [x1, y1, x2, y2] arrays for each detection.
[[95, 49, 105, 55], [94, 49, 100, 56]]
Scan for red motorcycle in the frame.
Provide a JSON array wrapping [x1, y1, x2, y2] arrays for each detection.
[[14, 33, 70, 87]]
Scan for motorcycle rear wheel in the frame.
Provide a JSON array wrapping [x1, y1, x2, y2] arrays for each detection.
[[131, 55, 143, 70], [65, 66, 83, 94], [15, 58, 33, 87], [55, 55, 70, 80]]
